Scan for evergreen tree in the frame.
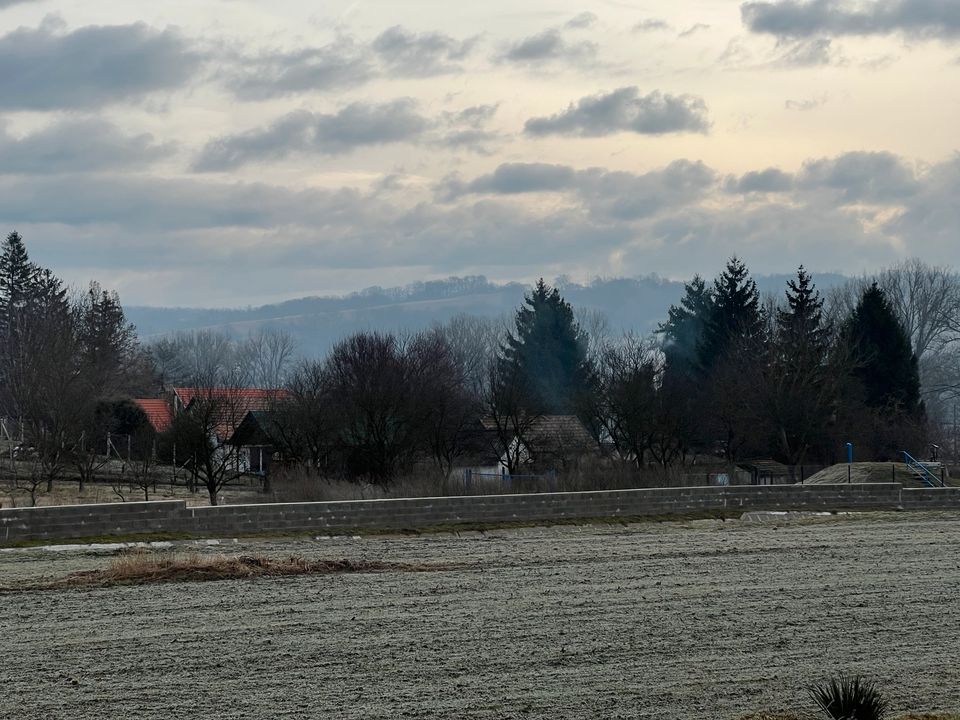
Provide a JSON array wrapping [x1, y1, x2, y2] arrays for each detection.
[[776, 266, 830, 361], [76, 282, 138, 392], [658, 274, 713, 376], [698, 257, 763, 372], [0, 231, 37, 342], [765, 267, 836, 463], [501, 279, 592, 414], [844, 282, 921, 413]]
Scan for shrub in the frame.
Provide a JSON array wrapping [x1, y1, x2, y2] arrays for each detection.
[[809, 674, 889, 720]]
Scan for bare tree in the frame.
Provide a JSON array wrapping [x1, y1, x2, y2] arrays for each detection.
[[163, 387, 248, 505], [590, 335, 660, 469], [238, 328, 297, 389], [481, 356, 542, 475]]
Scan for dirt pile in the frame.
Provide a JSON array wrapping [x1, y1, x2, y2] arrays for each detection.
[[804, 462, 946, 486], [4, 552, 442, 591]]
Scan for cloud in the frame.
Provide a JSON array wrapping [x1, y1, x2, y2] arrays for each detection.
[[679, 23, 711, 37], [0, 19, 201, 110], [524, 87, 710, 137], [499, 28, 597, 64], [225, 26, 477, 100], [0, 118, 174, 174], [565, 12, 598, 30], [785, 95, 828, 110], [440, 159, 716, 220], [7, 151, 960, 305], [372, 26, 477, 77], [0, 0, 42, 8], [224, 39, 373, 101], [797, 151, 919, 202], [633, 19, 672, 32], [741, 0, 960, 40], [193, 99, 429, 170], [724, 168, 795, 193], [433, 104, 501, 153], [774, 36, 840, 65]]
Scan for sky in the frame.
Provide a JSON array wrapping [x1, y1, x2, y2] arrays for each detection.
[[0, 0, 958, 307]]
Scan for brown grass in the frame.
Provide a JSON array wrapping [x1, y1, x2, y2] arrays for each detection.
[[4, 552, 445, 591]]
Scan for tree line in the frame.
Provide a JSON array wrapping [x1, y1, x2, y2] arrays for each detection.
[[2, 229, 958, 504]]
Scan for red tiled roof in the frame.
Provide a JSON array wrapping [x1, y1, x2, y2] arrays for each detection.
[[172, 387, 291, 440], [133, 398, 173, 433]]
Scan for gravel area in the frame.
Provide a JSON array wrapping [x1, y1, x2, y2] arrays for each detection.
[[1, 512, 959, 719]]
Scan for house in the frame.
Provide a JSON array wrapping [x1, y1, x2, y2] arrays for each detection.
[[455, 414, 597, 484], [132, 398, 173, 434], [171, 387, 288, 443], [227, 410, 282, 475]]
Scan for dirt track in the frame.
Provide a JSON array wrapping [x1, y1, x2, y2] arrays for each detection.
[[2, 512, 959, 719]]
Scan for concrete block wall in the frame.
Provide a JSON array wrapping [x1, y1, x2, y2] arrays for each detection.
[[1, 483, 925, 545], [0, 500, 188, 544]]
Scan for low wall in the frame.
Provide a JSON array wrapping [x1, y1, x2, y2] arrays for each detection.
[[0, 483, 954, 545]]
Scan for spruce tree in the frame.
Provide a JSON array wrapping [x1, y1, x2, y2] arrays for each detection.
[[776, 266, 830, 361], [501, 279, 592, 414], [0, 231, 37, 342], [697, 257, 763, 372], [658, 274, 713, 376], [844, 282, 921, 413]]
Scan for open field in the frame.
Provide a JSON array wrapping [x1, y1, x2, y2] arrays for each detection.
[[1, 512, 959, 719]]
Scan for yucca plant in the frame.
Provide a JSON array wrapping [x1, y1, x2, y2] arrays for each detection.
[[809, 674, 889, 720]]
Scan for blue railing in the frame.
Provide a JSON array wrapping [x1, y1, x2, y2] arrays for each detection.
[[902, 451, 943, 488]]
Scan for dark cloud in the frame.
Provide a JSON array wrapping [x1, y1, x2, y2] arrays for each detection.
[[458, 163, 578, 195], [0, 118, 174, 174], [194, 99, 428, 170], [224, 39, 372, 101], [724, 168, 795, 193], [441, 159, 716, 220], [633, 19, 672, 32], [372, 26, 477, 77], [7, 151, 960, 305], [0, 0, 42, 8], [797, 151, 919, 202], [0, 20, 201, 110], [499, 29, 597, 64], [524, 87, 710, 137], [226, 26, 476, 100], [742, 0, 960, 40]]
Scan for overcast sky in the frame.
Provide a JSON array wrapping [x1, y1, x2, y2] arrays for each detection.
[[1, 0, 958, 306]]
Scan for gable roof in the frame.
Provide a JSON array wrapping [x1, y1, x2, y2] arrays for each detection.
[[172, 387, 290, 440], [133, 398, 173, 434]]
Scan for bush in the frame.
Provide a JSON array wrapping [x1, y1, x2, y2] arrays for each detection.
[[810, 675, 889, 720]]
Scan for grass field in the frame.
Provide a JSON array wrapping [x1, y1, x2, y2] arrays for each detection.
[[1, 511, 959, 719]]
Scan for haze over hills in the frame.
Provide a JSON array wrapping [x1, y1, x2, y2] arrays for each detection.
[[127, 272, 849, 358]]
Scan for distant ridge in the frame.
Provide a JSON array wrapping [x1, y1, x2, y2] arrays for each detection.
[[127, 272, 848, 356]]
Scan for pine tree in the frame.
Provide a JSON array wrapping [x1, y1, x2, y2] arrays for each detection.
[[844, 282, 921, 413], [698, 257, 763, 372], [659, 274, 713, 376], [501, 279, 592, 414]]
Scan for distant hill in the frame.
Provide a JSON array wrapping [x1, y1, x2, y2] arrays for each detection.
[[127, 272, 849, 357]]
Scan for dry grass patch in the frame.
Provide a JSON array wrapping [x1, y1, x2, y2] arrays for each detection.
[[3, 552, 445, 591]]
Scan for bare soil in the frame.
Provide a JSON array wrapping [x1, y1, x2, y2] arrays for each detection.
[[1, 512, 959, 719]]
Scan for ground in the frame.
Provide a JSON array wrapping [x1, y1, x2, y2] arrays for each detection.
[[1, 512, 958, 719]]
